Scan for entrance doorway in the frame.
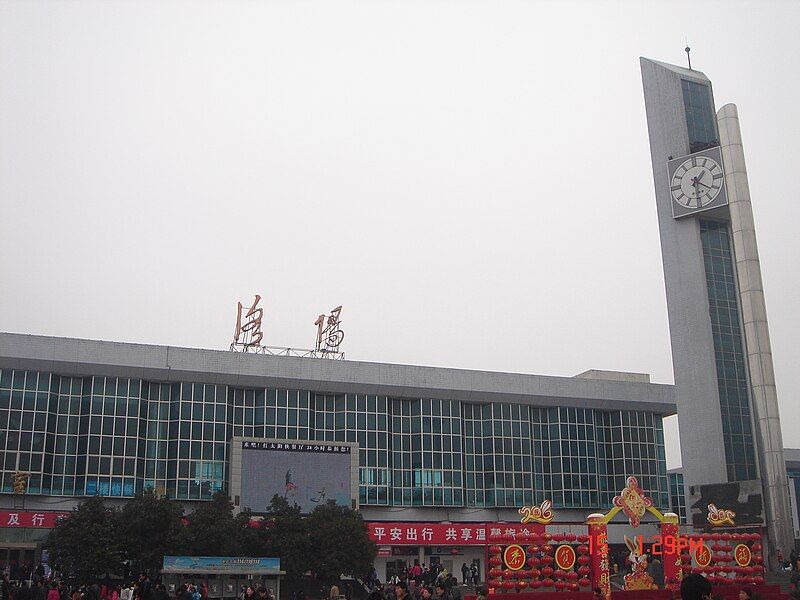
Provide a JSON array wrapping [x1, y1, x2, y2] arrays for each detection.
[[0, 547, 36, 582]]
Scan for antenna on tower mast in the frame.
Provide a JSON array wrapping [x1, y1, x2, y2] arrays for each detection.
[[685, 43, 692, 70]]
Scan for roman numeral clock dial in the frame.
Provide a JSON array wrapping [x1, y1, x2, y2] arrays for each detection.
[[666, 147, 728, 219]]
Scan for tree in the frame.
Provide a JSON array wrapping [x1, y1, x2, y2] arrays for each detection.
[[45, 496, 123, 583], [116, 488, 184, 575], [306, 501, 377, 585], [261, 495, 310, 589], [177, 490, 263, 556]]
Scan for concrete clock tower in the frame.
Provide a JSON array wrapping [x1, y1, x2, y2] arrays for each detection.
[[640, 57, 791, 562]]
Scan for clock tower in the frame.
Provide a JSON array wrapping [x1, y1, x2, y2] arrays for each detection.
[[641, 57, 791, 562]]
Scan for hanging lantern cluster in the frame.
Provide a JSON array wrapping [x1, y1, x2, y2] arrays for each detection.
[[680, 532, 765, 587], [487, 532, 592, 592]]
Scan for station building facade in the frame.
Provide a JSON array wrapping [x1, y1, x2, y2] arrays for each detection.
[[0, 332, 676, 577]]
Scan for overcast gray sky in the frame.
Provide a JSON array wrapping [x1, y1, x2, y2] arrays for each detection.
[[2, 0, 798, 470]]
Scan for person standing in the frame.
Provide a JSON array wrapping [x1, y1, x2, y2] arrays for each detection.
[[680, 574, 712, 600], [393, 582, 408, 600], [447, 578, 460, 600], [459, 565, 468, 586]]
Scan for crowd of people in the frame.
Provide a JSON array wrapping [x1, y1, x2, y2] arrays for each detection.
[[0, 572, 174, 600], [371, 561, 478, 591], [360, 559, 480, 600]]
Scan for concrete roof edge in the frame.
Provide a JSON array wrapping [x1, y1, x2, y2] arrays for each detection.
[[0, 332, 676, 412]]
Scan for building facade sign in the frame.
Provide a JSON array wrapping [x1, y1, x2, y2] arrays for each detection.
[[162, 556, 280, 574], [367, 522, 543, 546], [0, 511, 69, 528]]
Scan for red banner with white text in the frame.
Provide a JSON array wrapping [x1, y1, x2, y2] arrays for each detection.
[[367, 522, 545, 546], [1, 511, 70, 528]]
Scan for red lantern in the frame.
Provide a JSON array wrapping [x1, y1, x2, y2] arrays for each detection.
[[692, 567, 702, 574], [488, 580, 501, 590], [489, 556, 502, 566], [754, 576, 765, 585], [681, 553, 691, 563], [578, 578, 591, 587], [541, 566, 554, 578], [578, 566, 590, 576], [489, 568, 502, 579], [489, 545, 502, 555], [554, 580, 567, 591], [722, 566, 733, 573], [752, 543, 762, 552], [515, 581, 527, 590], [552, 533, 565, 542], [528, 546, 540, 556], [503, 570, 514, 579], [566, 571, 579, 581], [565, 533, 577, 542], [577, 555, 590, 566], [530, 580, 542, 589], [554, 570, 566, 580], [530, 568, 540, 579], [753, 555, 763, 564], [577, 544, 589, 555], [721, 533, 731, 541], [681, 565, 692, 573], [543, 533, 552, 541], [542, 578, 554, 588], [540, 555, 553, 565], [577, 534, 589, 543], [501, 581, 515, 590]]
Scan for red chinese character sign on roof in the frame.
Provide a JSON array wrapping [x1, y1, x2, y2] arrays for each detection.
[[612, 476, 653, 528]]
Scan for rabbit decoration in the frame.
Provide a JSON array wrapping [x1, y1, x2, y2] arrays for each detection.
[[623, 535, 657, 590]]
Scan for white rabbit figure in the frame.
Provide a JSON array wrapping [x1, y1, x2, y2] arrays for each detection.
[[623, 535, 657, 590]]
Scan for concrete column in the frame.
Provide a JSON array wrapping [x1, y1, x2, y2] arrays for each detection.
[[717, 103, 793, 566]]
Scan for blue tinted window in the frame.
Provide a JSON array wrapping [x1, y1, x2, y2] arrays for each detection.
[[700, 220, 758, 481], [682, 79, 718, 153]]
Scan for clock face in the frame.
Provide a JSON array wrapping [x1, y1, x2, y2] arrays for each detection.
[[670, 155, 725, 208]]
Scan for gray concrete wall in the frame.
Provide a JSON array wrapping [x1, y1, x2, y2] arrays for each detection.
[[718, 103, 793, 561], [640, 58, 728, 485]]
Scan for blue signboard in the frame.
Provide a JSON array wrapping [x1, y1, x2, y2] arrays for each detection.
[[162, 557, 281, 573]]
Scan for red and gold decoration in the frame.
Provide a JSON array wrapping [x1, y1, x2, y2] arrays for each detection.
[[707, 503, 736, 526], [486, 528, 590, 594], [734, 543, 752, 567], [682, 532, 764, 587], [588, 515, 610, 599], [518, 499, 554, 525], [694, 541, 712, 567], [482, 482, 764, 597], [503, 544, 526, 571], [611, 476, 654, 528], [660, 513, 682, 595], [554, 544, 576, 570]]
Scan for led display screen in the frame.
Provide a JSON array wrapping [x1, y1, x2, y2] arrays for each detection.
[[239, 441, 353, 513]]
